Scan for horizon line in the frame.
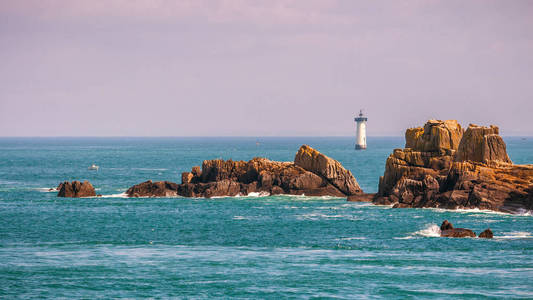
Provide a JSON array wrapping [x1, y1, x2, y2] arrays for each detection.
[[0, 135, 532, 138]]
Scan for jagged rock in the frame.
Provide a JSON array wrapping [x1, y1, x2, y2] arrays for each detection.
[[182, 172, 194, 184], [478, 228, 493, 239], [373, 120, 533, 214], [191, 166, 202, 178], [455, 124, 512, 164], [405, 120, 463, 152], [127, 145, 362, 198], [294, 145, 362, 195], [57, 180, 96, 198], [439, 220, 476, 238], [126, 180, 179, 197]]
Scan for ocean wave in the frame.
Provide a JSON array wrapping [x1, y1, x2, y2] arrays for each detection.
[[232, 216, 249, 220], [35, 187, 57, 192], [296, 213, 359, 221], [338, 237, 366, 240], [132, 168, 168, 171], [397, 224, 442, 239], [235, 191, 270, 198], [495, 231, 532, 239], [99, 193, 129, 198], [394, 236, 414, 240], [424, 207, 533, 216], [413, 224, 442, 237]]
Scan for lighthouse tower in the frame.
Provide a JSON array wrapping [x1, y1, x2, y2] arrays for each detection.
[[354, 110, 367, 150]]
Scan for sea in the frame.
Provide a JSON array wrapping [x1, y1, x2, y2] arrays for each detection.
[[0, 137, 532, 299]]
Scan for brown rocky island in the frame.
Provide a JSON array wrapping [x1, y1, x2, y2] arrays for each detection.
[[57, 180, 96, 198], [368, 120, 533, 214], [126, 145, 363, 198]]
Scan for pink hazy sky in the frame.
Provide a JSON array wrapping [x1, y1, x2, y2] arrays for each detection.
[[1, 0, 532, 136]]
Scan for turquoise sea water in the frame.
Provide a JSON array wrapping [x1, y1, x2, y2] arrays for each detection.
[[0, 137, 532, 298]]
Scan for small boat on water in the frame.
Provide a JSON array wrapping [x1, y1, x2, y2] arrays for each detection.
[[88, 164, 99, 171]]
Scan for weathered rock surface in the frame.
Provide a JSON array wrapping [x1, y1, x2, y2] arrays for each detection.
[[405, 119, 463, 152], [294, 145, 362, 195], [373, 120, 533, 214], [455, 124, 511, 164], [439, 220, 476, 238], [57, 180, 96, 198], [126, 145, 363, 198]]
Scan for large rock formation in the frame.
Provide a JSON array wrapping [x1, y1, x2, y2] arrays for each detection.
[[373, 120, 533, 214], [126, 145, 363, 198], [57, 180, 96, 197]]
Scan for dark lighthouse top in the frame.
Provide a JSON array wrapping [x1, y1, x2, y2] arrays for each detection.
[[354, 110, 367, 122]]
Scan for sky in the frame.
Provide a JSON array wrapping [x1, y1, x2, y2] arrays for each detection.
[[1, 0, 532, 136]]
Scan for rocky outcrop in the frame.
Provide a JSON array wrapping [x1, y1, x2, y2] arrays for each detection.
[[455, 124, 511, 164], [57, 180, 96, 197], [373, 120, 533, 214], [126, 180, 179, 197], [439, 220, 476, 238], [126, 145, 363, 198], [405, 119, 463, 152], [295, 145, 361, 195]]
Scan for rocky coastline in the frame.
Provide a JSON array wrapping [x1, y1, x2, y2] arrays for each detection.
[[126, 145, 363, 198], [55, 120, 532, 215]]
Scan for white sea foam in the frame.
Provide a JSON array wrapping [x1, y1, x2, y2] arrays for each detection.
[[35, 187, 56, 192], [132, 168, 168, 171], [394, 236, 414, 240], [99, 193, 129, 198], [411, 224, 442, 238], [244, 191, 270, 197], [511, 208, 533, 216], [426, 207, 527, 216], [213, 192, 271, 199], [232, 216, 249, 220], [495, 231, 532, 239], [338, 237, 366, 240], [296, 213, 359, 220]]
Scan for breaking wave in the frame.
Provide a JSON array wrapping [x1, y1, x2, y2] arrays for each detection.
[[99, 193, 129, 198], [495, 231, 532, 239], [413, 224, 442, 237]]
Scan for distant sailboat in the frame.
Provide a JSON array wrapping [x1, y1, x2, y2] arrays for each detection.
[[88, 164, 99, 171]]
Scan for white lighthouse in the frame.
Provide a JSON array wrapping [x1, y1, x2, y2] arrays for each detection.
[[354, 110, 367, 150]]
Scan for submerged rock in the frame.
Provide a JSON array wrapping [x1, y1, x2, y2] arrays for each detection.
[[439, 220, 476, 238], [57, 180, 96, 198], [127, 145, 363, 198], [478, 229, 494, 239], [373, 120, 533, 214], [441, 228, 476, 238]]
